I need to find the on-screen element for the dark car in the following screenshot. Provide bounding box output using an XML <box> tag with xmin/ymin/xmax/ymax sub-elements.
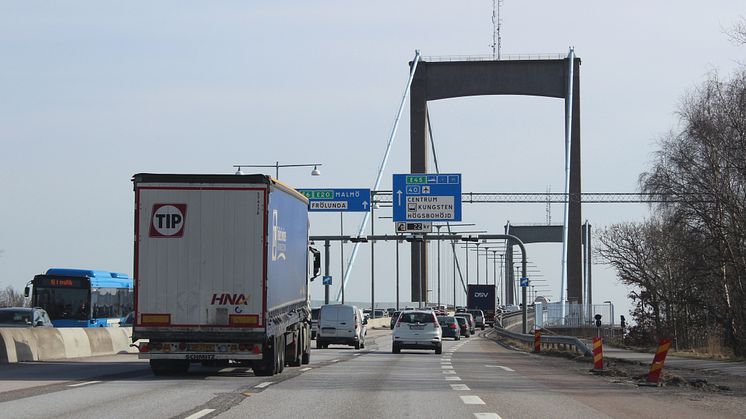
<box><xmin>455</xmin><ymin>312</ymin><xmax>476</xmax><ymax>334</ymax></box>
<box><xmin>390</xmin><ymin>311</ymin><xmax>401</xmax><ymax>329</ymax></box>
<box><xmin>454</xmin><ymin>316</ymin><xmax>470</xmax><ymax>338</ymax></box>
<box><xmin>0</xmin><ymin>307</ymin><xmax>53</xmax><ymax>328</ymax></box>
<box><xmin>467</xmin><ymin>309</ymin><xmax>486</xmax><ymax>330</ymax></box>
<box><xmin>437</xmin><ymin>316</ymin><xmax>461</xmax><ymax>340</ymax></box>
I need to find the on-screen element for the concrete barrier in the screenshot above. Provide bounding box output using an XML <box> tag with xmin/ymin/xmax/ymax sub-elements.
<box><xmin>0</xmin><ymin>327</ymin><xmax>134</xmax><ymax>364</ymax></box>
<box><xmin>366</xmin><ymin>317</ymin><xmax>390</xmax><ymax>329</ymax></box>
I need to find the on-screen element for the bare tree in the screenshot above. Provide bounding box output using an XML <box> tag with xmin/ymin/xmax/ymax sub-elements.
<box><xmin>727</xmin><ymin>17</ymin><xmax>746</xmax><ymax>45</ymax></box>
<box><xmin>638</xmin><ymin>69</ymin><xmax>746</xmax><ymax>355</ymax></box>
<box><xmin>0</xmin><ymin>286</ymin><xmax>27</xmax><ymax>308</ymax></box>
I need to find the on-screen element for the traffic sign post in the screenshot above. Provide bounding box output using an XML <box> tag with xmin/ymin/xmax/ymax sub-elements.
<box><xmin>298</xmin><ymin>188</ymin><xmax>371</xmax><ymax>212</ymax></box>
<box><xmin>392</xmin><ymin>174</ymin><xmax>462</xmax><ymax>222</ymax></box>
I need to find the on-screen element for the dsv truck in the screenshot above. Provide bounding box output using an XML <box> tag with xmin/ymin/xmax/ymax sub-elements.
<box><xmin>467</xmin><ymin>284</ymin><xmax>497</xmax><ymax>327</ymax></box>
<box><xmin>132</xmin><ymin>174</ymin><xmax>320</xmax><ymax>376</ymax></box>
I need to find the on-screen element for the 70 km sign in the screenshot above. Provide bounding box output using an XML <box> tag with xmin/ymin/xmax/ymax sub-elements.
<box><xmin>393</xmin><ymin>174</ymin><xmax>462</xmax><ymax>222</ymax></box>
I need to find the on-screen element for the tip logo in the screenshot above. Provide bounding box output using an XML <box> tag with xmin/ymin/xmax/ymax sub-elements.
<box><xmin>150</xmin><ymin>204</ymin><xmax>187</xmax><ymax>237</ymax></box>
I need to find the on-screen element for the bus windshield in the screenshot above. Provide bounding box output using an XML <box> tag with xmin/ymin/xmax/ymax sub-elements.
<box><xmin>33</xmin><ymin>287</ymin><xmax>90</xmax><ymax>320</ymax></box>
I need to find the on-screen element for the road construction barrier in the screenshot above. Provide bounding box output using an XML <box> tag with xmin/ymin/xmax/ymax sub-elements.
<box><xmin>0</xmin><ymin>327</ymin><xmax>136</xmax><ymax>364</ymax></box>
<box><xmin>646</xmin><ymin>338</ymin><xmax>672</xmax><ymax>384</ymax></box>
<box><xmin>533</xmin><ymin>328</ymin><xmax>541</xmax><ymax>353</ymax></box>
<box><xmin>592</xmin><ymin>337</ymin><xmax>604</xmax><ymax>370</ymax></box>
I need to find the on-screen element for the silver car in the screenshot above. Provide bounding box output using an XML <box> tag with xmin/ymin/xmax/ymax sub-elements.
<box><xmin>0</xmin><ymin>307</ymin><xmax>53</xmax><ymax>328</ymax></box>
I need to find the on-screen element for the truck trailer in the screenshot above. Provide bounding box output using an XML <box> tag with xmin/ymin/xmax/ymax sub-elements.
<box><xmin>466</xmin><ymin>284</ymin><xmax>497</xmax><ymax>327</ymax></box>
<box><xmin>132</xmin><ymin>173</ymin><xmax>319</xmax><ymax>376</ymax></box>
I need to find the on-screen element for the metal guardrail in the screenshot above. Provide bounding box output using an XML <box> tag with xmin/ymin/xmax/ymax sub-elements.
<box><xmin>421</xmin><ymin>53</ymin><xmax>567</xmax><ymax>62</ymax></box>
<box><xmin>489</xmin><ymin>327</ymin><xmax>592</xmax><ymax>357</ymax></box>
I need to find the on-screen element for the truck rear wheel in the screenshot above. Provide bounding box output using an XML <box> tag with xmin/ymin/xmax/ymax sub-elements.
<box><xmin>288</xmin><ymin>330</ymin><xmax>302</xmax><ymax>367</ymax></box>
<box><xmin>253</xmin><ymin>337</ymin><xmax>276</xmax><ymax>377</ymax></box>
<box><xmin>276</xmin><ymin>335</ymin><xmax>285</xmax><ymax>373</ymax></box>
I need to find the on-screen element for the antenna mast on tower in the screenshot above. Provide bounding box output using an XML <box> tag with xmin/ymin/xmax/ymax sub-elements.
<box><xmin>491</xmin><ymin>0</ymin><xmax>503</xmax><ymax>60</ymax></box>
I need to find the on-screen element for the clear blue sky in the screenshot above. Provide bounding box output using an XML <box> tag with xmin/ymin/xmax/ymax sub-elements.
<box><xmin>1</xmin><ymin>2</ymin><xmax>743</xmax><ymax>317</ymax></box>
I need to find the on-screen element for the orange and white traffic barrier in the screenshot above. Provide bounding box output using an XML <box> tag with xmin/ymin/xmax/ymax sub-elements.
<box><xmin>592</xmin><ymin>337</ymin><xmax>604</xmax><ymax>370</ymax></box>
<box><xmin>533</xmin><ymin>328</ymin><xmax>541</xmax><ymax>353</ymax></box>
<box><xmin>646</xmin><ymin>338</ymin><xmax>672</xmax><ymax>384</ymax></box>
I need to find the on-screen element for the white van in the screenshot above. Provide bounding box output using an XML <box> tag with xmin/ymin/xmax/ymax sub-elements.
<box><xmin>316</xmin><ymin>304</ymin><xmax>366</xmax><ymax>350</ymax></box>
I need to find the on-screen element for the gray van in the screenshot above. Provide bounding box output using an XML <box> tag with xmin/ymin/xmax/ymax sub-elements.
<box><xmin>316</xmin><ymin>304</ymin><xmax>366</xmax><ymax>350</ymax></box>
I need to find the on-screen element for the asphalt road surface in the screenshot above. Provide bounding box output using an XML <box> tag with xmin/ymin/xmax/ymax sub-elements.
<box><xmin>1</xmin><ymin>329</ymin><xmax>744</xmax><ymax>418</ymax></box>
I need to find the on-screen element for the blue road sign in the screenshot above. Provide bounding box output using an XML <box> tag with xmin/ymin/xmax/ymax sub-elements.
<box><xmin>392</xmin><ymin>174</ymin><xmax>461</xmax><ymax>222</ymax></box>
<box><xmin>520</xmin><ymin>277</ymin><xmax>529</xmax><ymax>287</ymax></box>
<box><xmin>322</xmin><ymin>275</ymin><xmax>333</xmax><ymax>285</ymax></box>
<box><xmin>298</xmin><ymin>188</ymin><xmax>371</xmax><ymax>212</ymax></box>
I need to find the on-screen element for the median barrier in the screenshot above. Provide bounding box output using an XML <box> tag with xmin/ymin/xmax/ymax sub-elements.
<box><xmin>366</xmin><ymin>317</ymin><xmax>390</xmax><ymax>329</ymax></box>
<box><xmin>0</xmin><ymin>327</ymin><xmax>135</xmax><ymax>364</ymax></box>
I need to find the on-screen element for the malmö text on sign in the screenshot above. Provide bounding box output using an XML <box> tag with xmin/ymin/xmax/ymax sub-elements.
<box><xmin>298</xmin><ymin>188</ymin><xmax>371</xmax><ymax>212</ymax></box>
<box><xmin>392</xmin><ymin>174</ymin><xmax>462</xmax><ymax>222</ymax></box>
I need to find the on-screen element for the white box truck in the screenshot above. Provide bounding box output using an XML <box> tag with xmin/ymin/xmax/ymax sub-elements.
<box><xmin>132</xmin><ymin>173</ymin><xmax>320</xmax><ymax>376</ymax></box>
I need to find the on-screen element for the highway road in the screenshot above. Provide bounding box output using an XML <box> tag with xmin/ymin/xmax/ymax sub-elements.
<box><xmin>1</xmin><ymin>328</ymin><xmax>744</xmax><ymax>419</ymax></box>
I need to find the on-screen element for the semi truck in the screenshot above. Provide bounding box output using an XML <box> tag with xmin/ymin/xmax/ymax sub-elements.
<box><xmin>466</xmin><ymin>284</ymin><xmax>497</xmax><ymax>327</ymax></box>
<box><xmin>131</xmin><ymin>173</ymin><xmax>320</xmax><ymax>376</ymax></box>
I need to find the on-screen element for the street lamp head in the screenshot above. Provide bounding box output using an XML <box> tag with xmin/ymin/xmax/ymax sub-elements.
<box><xmin>311</xmin><ymin>165</ymin><xmax>321</xmax><ymax>176</ymax></box>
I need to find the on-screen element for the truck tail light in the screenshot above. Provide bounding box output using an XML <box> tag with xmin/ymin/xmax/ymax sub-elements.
<box><xmin>139</xmin><ymin>343</ymin><xmax>150</xmax><ymax>353</ymax></box>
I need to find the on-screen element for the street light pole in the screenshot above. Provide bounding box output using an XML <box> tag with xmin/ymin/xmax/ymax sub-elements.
<box><xmin>371</xmin><ymin>202</ymin><xmax>375</xmax><ymax>317</ymax></box>
<box><xmin>233</xmin><ymin>163</ymin><xmax>322</xmax><ymax>180</ymax></box>
<box><xmin>435</xmin><ymin>225</ymin><xmax>445</xmax><ymax>307</ymax></box>
<box><xmin>499</xmin><ymin>253</ymin><xmax>504</xmax><ymax>306</ymax></box>
<box><xmin>484</xmin><ymin>246</ymin><xmax>489</xmax><ymax>287</ymax></box>
<box><xmin>475</xmin><ymin>243</ymin><xmax>480</xmax><ymax>285</ymax></box>
<box><xmin>396</xmin><ymin>236</ymin><xmax>400</xmax><ymax>310</ymax></box>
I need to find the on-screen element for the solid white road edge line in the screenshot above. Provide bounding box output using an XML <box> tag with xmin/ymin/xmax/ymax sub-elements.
<box><xmin>67</xmin><ymin>381</ymin><xmax>102</xmax><ymax>387</ymax></box>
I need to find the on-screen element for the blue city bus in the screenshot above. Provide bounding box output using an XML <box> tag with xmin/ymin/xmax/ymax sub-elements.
<box><xmin>28</xmin><ymin>268</ymin><xmax>134</xmax><ymax>327</ymax></box>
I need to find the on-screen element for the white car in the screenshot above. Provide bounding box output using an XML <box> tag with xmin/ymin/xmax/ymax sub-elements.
<box><xmin>392</xmin><ymin>310</ymin><xmax>442</xmax><ymax>354</ymax></box>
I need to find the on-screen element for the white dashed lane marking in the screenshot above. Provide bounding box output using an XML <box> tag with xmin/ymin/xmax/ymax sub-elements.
<box><xmin>460</xmin><ymin>395</ymin><xmax>485</xmax><ymax>405</ymax></box>
<box><xmin>254</xmin><ymin>382</ymin><xmax>273</xmax><ymax>389</ymax></box>
<box><xmin>300</xmin><ymin>367</ymin><xmax>312</xmax><ymax>372</ymax></box>
<box><xmin>445</xmin><ymin>376</ymin><xmax>461</xmax><ymax>381</ymax></box>
<box><xmin>474</xmin><ymin>414</ymin><xmax>502</xmax><ymax>419</ymax></box>
<box><xmin>484</xmin><ymin>365</ymin><xmax>515</xmax><ymax>372</ymax></box>
<box><xmin>450</xmin><ymin>384</ymin><xmax>470</xmax><ymax>391</ymax></box>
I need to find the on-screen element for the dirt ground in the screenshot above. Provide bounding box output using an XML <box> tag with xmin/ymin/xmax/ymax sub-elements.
<box><xmin>495</xmin><ymin>335</ymin><xmax>746</xmax><ymax>397</ymax></box>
